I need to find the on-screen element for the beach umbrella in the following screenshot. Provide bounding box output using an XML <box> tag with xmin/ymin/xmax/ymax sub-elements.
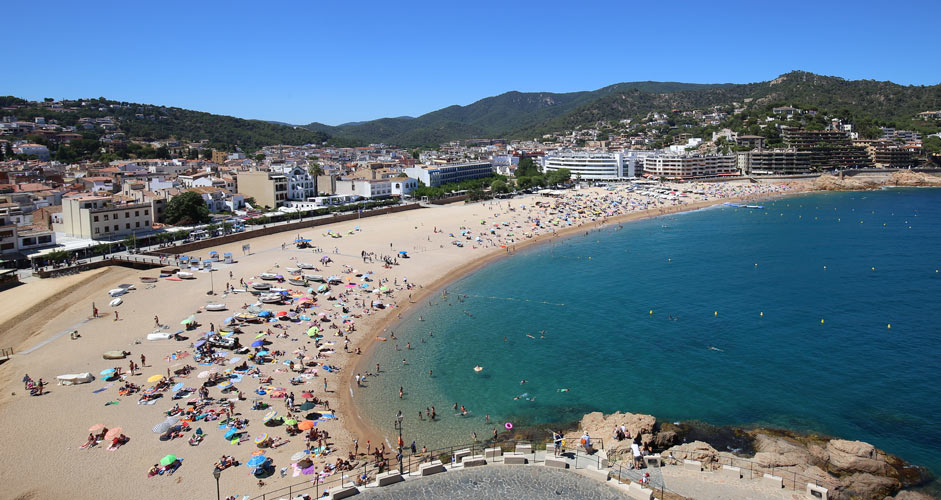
<box><xmin>276</xmin><ymin>311</ymin><xmax>288</xmax><ymax>317</ymax></box>
<box><xmin>89</xmin><ymin>424</ymin><xmax>106</xmax><ymax>432</ymax></box>
<box><xmin>379</xmin><ymin>286</ymin><xmax>389</xmax><ymax>292</ymax></box>
<box><xmin>228</xmin><ymin>357</ymin><xmax>242</xmax><ymax>365</ymax></box>
<box><xmin>197</xmin><ymin>370</ymin><xmax>212</xmax><ymax>379</ymax></box>
<box><xmin>218</xmin><ymin>380</ymin><xmax>231</xmax><ymax>388</ymax></box>
<box><xmin>152</xmin><ymin>422</ymin><xmax>171</xmax><ymax>434</ymax></box>
<box><xmin>251</xmin><ymin>340</ymin><xmax>265</xmax><ymax>348</ymax></box>
<box><xmin>194</xmin><ymin>340</ymin><xmax>206</xmax><ymax>348</ymax></box>
<box><xmin>284</xmin><ymin>418</ymin><xmax>298</xmax><ymax>426</ymax></box>
<box><xmin>254</xmin><ymin>333</ymin><xmax>266</xmax><ymax>339</ymax></box>
<box><xmin>147</xmin><ymin>374</ymin><xmax>164</xmax><ymax>383</ymax></box>
<box><xmin>254</xmin><ymin>433</ymin><xmax>268</xmax><ymax>444</ymax></box>
<box><xmin>171</xmin><ymin>382</ymin><xmax>184</xmax><ymax>392</ymax></box>
<box><xmin>104</xmin><ymin>427</ymin><xmax>122</xmax><ymax>440</ymax></box>
<box><xmin>223</xmin><ymin>316</ymin><xmax>234</xmax><ymax>325</ymax></box>
<box><xmin>302</xmin><ymin>464</ymin><xmax>316</xmax><ymax>475</ymax></box>
<box><xmin>180</xmin><ymin>315</ymin><xmax>195</xmax><ymax>325</ymax></box>
<box><xmin>224</xmin><ymin>428</ymin><xmax>239</xmax><ymax>440</ymax></box>
<box><xmin>262</xmin><ymin>411</ymin><xmax>277</xmax><ymax>423</ymax></box>
<box><xmin>99</xmin><ymin>368</ymin><xmax>116</xmax><ymax>376</ymax></box>
<box><xmin>246</xmin><ymin>455</ymin><xmax>267</xmax><ymax>468</ymax></box>
<box><xmin>290</xmin><ymin>450</ymin><xmax>308</xmax><ymax>461</ymax></box>
<box><xmin>297</xmin><ymin>420</ymin><xmax>314</xmax><ymax>430</ymax></box>
<box><xmin>160</xmin><ymin>454</ymin><xmax>177</xmax><ymax>466</ymax></box>
<box><xmin>257</xmin><ymin>350</ymin><xmax>269</xmax><ymax>356</ymax></box>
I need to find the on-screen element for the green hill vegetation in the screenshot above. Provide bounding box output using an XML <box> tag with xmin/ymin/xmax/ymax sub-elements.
<box><xmin>2</xmin><ymin>97</ymin><xmax>330</xmax><ymax>154</ymax></box>
<box><xmin>308</xmin><ymin>72</ymin><xmax>940</xmax><ymax>147</ymax></box>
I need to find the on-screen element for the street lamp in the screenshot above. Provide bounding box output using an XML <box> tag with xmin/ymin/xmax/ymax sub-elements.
<box><xmin>212</xmin><ymin>467</ymin><xmax>221</xmax><ymax>500</ymax></box>
<box><xmin>207</xmin><ymin>263</ymin><xmax>214</xmax><ymax>295</ymax></box>
<box><xmin>393</xmin><ymin>413</ymin><xmax>404</xmax><ymax>473</ymax></box>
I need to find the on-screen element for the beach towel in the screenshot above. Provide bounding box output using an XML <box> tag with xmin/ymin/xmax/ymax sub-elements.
<box><xmin>93</xmin><ymin>385</ymin><xmax>112</xmax><ymax>394</ymax></box>
<box><xmin>105</xmin><ymin>400</ymin><xmax>119</xmax><ymax>406</ymax></box>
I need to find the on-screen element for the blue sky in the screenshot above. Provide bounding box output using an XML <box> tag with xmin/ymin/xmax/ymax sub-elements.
<box><xmin>6</xmin><ymin>0</ymin><xmax>940</xmax><ymax>125</ymax></box>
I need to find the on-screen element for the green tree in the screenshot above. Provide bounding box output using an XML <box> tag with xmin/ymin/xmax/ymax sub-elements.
<box><xmin>201</xmin><ymin>148</ymin><xmax>214</xmax><ymax>160</ymax></box>
<box><xmin>46</xmin><ymin>250</ymin><xmax>70</xmax><ymax>263</ymax></box>
<box><xmin>308</xmin><ymin>162</ymin><xmax>323</xmax><ymax>176</ymax></box>
<box><xmin>546</xmin><ymin>168</ymin><xmax>571</xmax><ymax>185</ymax></box>
<box><xmin>490</xmin><ymin>179</ymin><xmax>508</xmax><ymax>194</ymax></box>
<box><xmin>164</xmin><ymin>191</ymin><xmax>211</xmax><ymax>225</ymax></box>
<box><xmin>254</xmin><ymin>153</ymin><xmax>265</xmax><ymax>162</ymax></box>
<box><xmin>924</xmin><ymin>136</ymin><xmax>941</xmax><ymax>155</ymax></box>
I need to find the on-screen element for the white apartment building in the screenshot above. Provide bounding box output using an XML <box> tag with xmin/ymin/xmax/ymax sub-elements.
<box><xmin>55</xmin><ymin>196</ymin><xmax>154</xmax><ymax>240</ymax></box>
<box><xmin>543</xmin><ymin>152</ymin><xmax>625</xmax><ymax>180</ymax></box>
<box><xmin>643</xmin><ymin>155</ymin><xmax>739</xmax><ymax>180</ymax></box>
<box><xmin>334</xmin><ymin>177</ymin><xmax>417</xmax><ymax>199</ymax></box>
<box><xmin>403</xmin><ymin>161</ymin><xmax>493</xmax><ymax>187</ymax></box>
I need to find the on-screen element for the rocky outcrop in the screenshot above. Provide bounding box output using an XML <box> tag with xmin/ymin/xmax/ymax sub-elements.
<box><xmin>576</xmin><ymin>411</ymin><xmax>655</xmax><ymax>460</ymax></box>
<box><xmin>753</xmin><ymin>434</ymin><xmax>813</xmax><ymax>468</ymax></box>
<box><xmin>663</xmin><ymin>441</ymin><xmax>719</xmax><ymax>465</ymax></box>
<box><xmin>806</xmin><ymin>171</ymin><xmax>941</xmax><ymax>191</ymax></box>
<box><xmin>841</xmin><ymin>473</ymin><xmax>901</xmax><ymax>499</ymax></box>
<box><xmin>575</xmin><ymin>411</ymin><xmax>934</xmax><ymax>500</ymax></box>
<box><xmin>827</xmin><ymin>439</ymin><xmax>893</xmax><ymax>476</ymax></box>
<box><xmin>887</xmin><ymin>491</ymin><xmax>936</xmax><ymax>500</ymax></box>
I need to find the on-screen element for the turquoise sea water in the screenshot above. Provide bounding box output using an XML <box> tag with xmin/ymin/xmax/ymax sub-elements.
<box><xmin>358</xmin><ymin>188</ymin><xmax>941</xmax><ymax>477</ymax></box>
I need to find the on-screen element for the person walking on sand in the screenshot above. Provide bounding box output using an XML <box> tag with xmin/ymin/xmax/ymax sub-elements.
<box><xmin>399</xmin><ymin>386</ymin><xmax>403</xmax><ymax>399</ymax></box>
<box><xmin>154</xmin><ymin>315</ymin><xmax>160</xmax><ymax>327</ymax></box>
<box><xmin>114</xmin><ymin>311</ymin><xmax>119</xmax><ymax>321</ymax></box>
<box><xmin>140</xmin><ymin>354</ymin><xmax>146</xmax><ymax>367</ymax></box>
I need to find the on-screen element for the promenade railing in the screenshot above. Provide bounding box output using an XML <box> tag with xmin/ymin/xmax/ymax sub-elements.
<box><xmin>247</xmin><ymin>437</ymin><xmax>610</xmax><ymax>500</ymax></box>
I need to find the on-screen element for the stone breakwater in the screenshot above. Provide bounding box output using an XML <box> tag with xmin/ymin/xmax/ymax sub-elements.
<box><xmin>576</xmin><ymin>411</ymin><xmax>935</xmax><ymax>500</ymax></box>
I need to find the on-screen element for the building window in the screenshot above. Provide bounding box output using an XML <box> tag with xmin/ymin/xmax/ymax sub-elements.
<box><xmin>135</xmin><ymin>221</ymin><xmax>140</xmax><ymax>228</ymax></box>
<box><xmin>144</xmin><ymin>209</ymin><xmax>149</xmax><ymax>215</ymax></box>
<box><xmin>135</xmin><ymin>210</ymin><xmax>139</xmax><ymax>216</ymax></box>
<box><xmin>95</xmin><ymin>228</ymin><xmax>100</xmax><ymax>234</ymax></box>
<box><xmin>126</xmin><ymin>223</ymin><xmax>130</xmax><ymax>229</ymax></box>
<box><xmin>104</xmin><ymin>214</ymin><xmax>109</xmax><ymax>221</ymax></box>
<box><xmin>114</xmin><ymin>225</ymin><xmax>119</xmax><ymax>231</ymax></box>
<box><xmin>93</xmin><ymin>216</ymin><xmax>99</xmax><ymax>222</ymax></box>
<box><xmin>125</xmin><ymin>212</ymin><xmax>130</xmax><ymax>218</ymax></box>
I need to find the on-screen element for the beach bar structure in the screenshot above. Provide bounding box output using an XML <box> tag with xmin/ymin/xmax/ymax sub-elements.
<box><xmin>223</xmin><ymin>252</ymin><xmax>233</xmax><ymax>264</ymax></box>
<box><xmin>208</xmin><ymin>250</ymin><xmax>219</xmax><ymax>262</ymax></box>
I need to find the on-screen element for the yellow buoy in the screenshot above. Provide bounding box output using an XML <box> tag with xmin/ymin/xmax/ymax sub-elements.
<box><xmin>872</xmin><ymin>267</ymin><xmax>876</xmax><ymax>271</ymax></box>
<box><xmin>649</xmin><ymin>310</ymin><xmax>653</xmax><ymax>316</ymax></box>
<box><xmin>887</xmin><ymin>324</ymin><xmax>891</xmax><ymax>329</ymax></box>
<box><xmin>760</xmin><ymin>312</ymin><xmax>764</xmax><ymax>317</ymax></box>
<box><xmin>714</xmin><ymin>311</ymin><xmax>718</xmax><ymax>317</ymax></box>
<box><xmin>821</xmin><ymin>319</ymin><xmax>825</xmax><ymax>325</ymax></box>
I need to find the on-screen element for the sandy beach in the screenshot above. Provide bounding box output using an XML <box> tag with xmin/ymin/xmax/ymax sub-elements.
<box><xmin>0</xmin><ymin>181</ymin><xmax>800</xmax><ymax>500</ymax></box>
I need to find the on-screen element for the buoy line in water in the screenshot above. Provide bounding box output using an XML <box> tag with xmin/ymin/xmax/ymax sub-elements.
<box><xmin>461</xmin><ymin>293</ymin><xmax>566</xmax><ymax>307</ymax></box>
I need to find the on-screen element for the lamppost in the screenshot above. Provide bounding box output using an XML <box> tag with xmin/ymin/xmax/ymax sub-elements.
<box><xmin>393</xmin><ymin>413</ymin><xmax>404</xmax><ymax>473</ymax></box>
<box><xmin>207</xmin><ymin>263</ymin><xmax>214</xmax><ymax>295</ymax></box>
<box><xmin>212</xmin><ymin>467</ymin><xmax>221</xmax><ymax>500</ymax></box>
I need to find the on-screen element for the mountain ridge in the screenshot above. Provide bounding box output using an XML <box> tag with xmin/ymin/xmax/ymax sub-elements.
<box><xmin>303</xmin><ymin>71</ymin><xmax>940</xmax><ymax>147</ymax></box>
